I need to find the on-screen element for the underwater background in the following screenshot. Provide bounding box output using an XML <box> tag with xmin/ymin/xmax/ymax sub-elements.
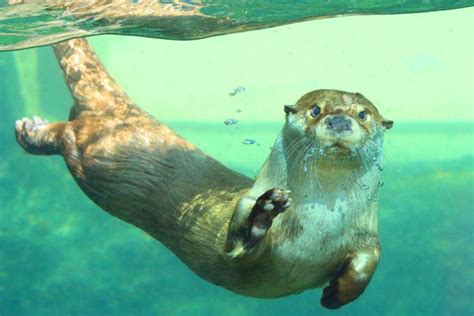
<box><xmin>0</xmin><ymin>6</ymin><xmax>473</xmax><ymax>316</ymax></box>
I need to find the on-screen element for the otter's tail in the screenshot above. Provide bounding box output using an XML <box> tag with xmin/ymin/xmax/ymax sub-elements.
<box><xmin>53</xmin><ymin>38</ymin><xmax>132</xmax><ymax>119</ymax></box>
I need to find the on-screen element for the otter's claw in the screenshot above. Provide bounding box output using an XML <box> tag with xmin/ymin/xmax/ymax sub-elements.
<box><xmin>16</xmin><ymin>116</ymin><xmax>49</xmax><ymax>138</ymax></box>
<box><xmin>264</xmin><ymin>189</ymin><xmax>292</xmax><ymax>213</ymax></box>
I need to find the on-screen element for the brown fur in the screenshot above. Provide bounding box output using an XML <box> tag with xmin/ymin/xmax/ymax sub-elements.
<box><xmin>15</xmin><ymin>38</ymin><xmax>391</xmax><ymax>308</ymax></box>
<box><xmin>289</xmin><ymin>89</ymin><xmax>393</xmax><ymax>130</ymax></box>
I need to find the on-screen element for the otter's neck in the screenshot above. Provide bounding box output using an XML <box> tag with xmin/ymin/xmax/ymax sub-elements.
<box><xmin>253</xmin><ymin>133</ymin><xmax>383</xmax><ymax>210</ymax></box>
<box><xmin>291</xmin><ymin>157</ymin><xmax>381</xmax><ymax>207</ymax></box>
<box><xmin>250</xmin><ymin>131</ymin><xmax>384</xmax><ymax>213</ymax></box>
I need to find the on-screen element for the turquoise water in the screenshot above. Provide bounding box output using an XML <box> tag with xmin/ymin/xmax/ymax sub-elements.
<box><xmin>1</xmin><ymin>5</ymin><xmax>474</xmax><ymax>316</ymax></box>
<box><xmin>0</xmin><ymin>0</ymin><xmax>473</xmax><ymax>50</ymax></box>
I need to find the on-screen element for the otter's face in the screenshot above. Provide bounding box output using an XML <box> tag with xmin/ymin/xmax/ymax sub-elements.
<box><xmin>283</xmin><ymin>90</ymin><xmax>393</xmax><ymax>157</ymax></box>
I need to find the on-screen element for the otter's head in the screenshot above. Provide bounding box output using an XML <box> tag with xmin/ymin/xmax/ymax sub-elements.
<box><xmin>283</xmin><ymin>89</ymin><xmax>392</xmax><ymax>164</ymax></box>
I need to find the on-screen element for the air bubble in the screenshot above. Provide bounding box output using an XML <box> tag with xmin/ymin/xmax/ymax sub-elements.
<box><xmin>375</xmin><ymin>162</ymin><xmax>383</xmax><ymax>171</ymax></box>
<box><xmin>229</xmin><ymin>86</ymin><xmax>246</xmax><ymax>96</ymax></box>
<box><xmin>242</xmin><ymin>139</ymin><xmax>257</xmax><ymax>145</ymax></box>
<box><xmin>224</xmin><ymin>118</ymin><xmax>238</xmax><ymax>126</ymax></box>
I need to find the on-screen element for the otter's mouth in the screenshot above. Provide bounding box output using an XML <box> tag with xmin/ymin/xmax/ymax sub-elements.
<box><xmin>324</xmin><ymin>141</ymin><xmax>352</xmax><ymax>155</ymax></box>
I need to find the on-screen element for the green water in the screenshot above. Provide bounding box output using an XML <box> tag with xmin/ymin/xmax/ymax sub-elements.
<box><xmin>1</xmin><ymin>5</ymin><xmax>474</xmax><ymax>316</ymax></box>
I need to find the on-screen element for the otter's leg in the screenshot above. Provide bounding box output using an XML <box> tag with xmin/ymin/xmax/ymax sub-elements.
<box><xmin>15</xmin><ymin>116</ymin><xmax>65</xmax><ymax>155</ymax></box>
<box><xmin>321</xmin><ymin>243</ymin><xmax>380</xmax><ymax>309</ymax></box>
<box><xmin>225</xmin><ymin>189</ymin><xmax>291</xmax><ymax>262</ymax></box>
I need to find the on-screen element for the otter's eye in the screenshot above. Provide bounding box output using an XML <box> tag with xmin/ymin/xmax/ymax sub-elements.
<box><xmin>310</xmin><ymin>105</ymin><xmax>321</xmax><ymax>118</ymax></box>
<box><xmin>358</xmin><ymin>111</ymin><xmax>368</xmax><ymax>120</ymax></box>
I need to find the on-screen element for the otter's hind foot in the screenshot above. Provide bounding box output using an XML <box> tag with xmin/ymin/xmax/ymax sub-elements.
<box><xmin>15</xmin><ymin>116</ymin><xmax>64</xmax><ymax>155</ymax></box>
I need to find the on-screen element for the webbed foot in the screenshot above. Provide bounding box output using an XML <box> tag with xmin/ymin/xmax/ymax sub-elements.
<box><xmin>15</xmin><ymin>116</ymin><xmax>63</xmax><ymax>155</ymax></box>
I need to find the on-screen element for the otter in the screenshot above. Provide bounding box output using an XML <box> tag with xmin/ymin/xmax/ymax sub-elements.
<box><xmin>14</xmin><ymin>38</ymin><xmax>393</xmax><ymax>309</ymax></box>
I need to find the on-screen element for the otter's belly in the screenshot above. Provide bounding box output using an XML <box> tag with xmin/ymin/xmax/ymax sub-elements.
<box><xmin>270</xmin><ymin>202</ymin><xmax>362</xmax><ymax>290</ymax></box>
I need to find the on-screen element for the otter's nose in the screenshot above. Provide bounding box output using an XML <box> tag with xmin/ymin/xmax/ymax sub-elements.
<box><xmin>325</xmin><ymin>115</ymin><xmax>352</xmax><ymax>132</ymax></box>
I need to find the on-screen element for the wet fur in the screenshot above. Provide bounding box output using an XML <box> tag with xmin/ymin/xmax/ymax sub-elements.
<box><xmin>233</xmin><ymin>92</ymin><xmax>388</xmax><ymax>296</ymax></box>
<box><xmin>15</xmin><ymin>39</ymin><xmax>392</xmax><ymax>307</ymax></box>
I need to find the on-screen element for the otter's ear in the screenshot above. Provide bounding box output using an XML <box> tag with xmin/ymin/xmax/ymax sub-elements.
<box><xmin>382</xmin><ymin>119</ymin><xmax>394</xmax><ymax>129</ymax></box>
<box><xmin>284</xmin><ymin>105</ymin><xmax>297</xmax><ymax>116</ymax></box>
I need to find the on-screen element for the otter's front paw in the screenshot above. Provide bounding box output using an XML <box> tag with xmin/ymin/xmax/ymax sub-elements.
<box><xmin>321</xmin><ymin>271</ymin><xmax>365</xmax><ymax>309</ymax></box>
<box><xmin>321</xmin><ymin>279</ymin><xmax>344</xmax><ymax>309</ymax></box>
<box><xmin>247</xmin><ymin>189</ymin><xmax>291</xmax><ymax>240</ymax></box>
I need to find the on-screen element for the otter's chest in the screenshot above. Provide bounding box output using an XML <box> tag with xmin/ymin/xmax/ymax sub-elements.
<box><xmin>270</xmin><ymin>199</ymin><xmax>373</xmax><ymax>285</ymax></box>
<box><xmin>274</xmin><ymin>201</ymin><xmax>356</xmax><ymax>255</ymax></box>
